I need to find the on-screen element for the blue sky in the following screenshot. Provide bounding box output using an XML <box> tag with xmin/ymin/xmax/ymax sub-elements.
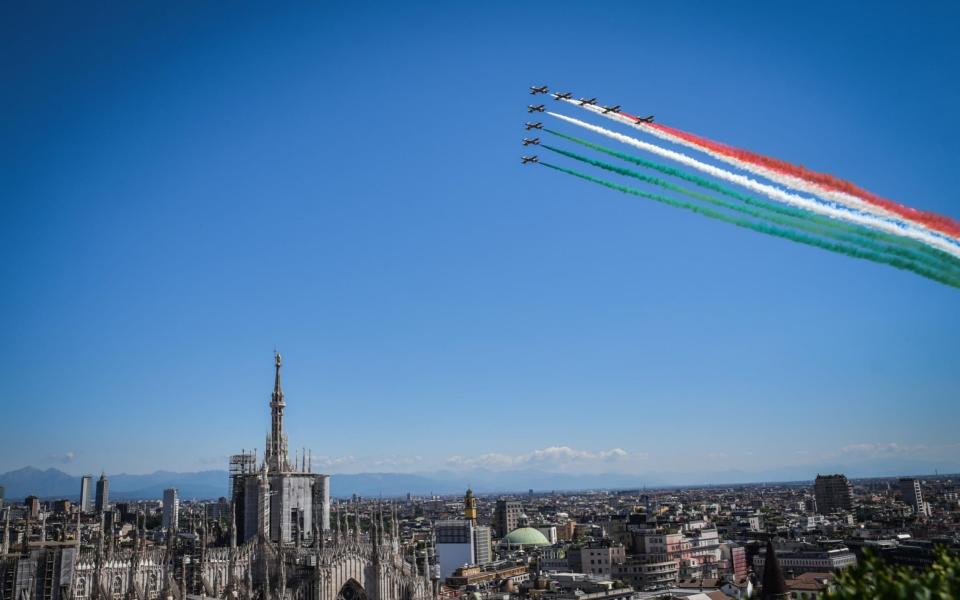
<box><xmin>2</xmin><ymin>1</ymin><xmax>959</xmax><ymax>480</ymax></box>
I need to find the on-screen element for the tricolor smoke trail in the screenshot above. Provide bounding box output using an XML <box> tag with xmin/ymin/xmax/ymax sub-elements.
<box><xmin>541</xmin><ymin>144</ymin><xmax>960</xmax><ymax>276</ymax></box>
<box><xmin>546</xmin><ymin>111</ymin><xmax>960</xmax><ymax>261</ymax></box>
<box><xmin>538</xmin><ymin>160</ymin><xmax>960</xmax><ymax>289</ymax></box>
<box><xmin>559</xmin><ymin>97</ymin><xmax>960</xmax><ymax>242</ymax></box>
<box><xmin>542</xmin><ymin>128</ymin><xmax>960</xmax><ymax>272</ymax></box>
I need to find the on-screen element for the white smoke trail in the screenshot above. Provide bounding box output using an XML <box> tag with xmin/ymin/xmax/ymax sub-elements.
<box><xmin>559</xmin><ymin>98</ymin><xmax>960</xmax><ymax>247</ymax></box>
<box><xmin>547</xmin><ymin>111</ymin><xmax>960</xmax><ymax>260</ymax></box>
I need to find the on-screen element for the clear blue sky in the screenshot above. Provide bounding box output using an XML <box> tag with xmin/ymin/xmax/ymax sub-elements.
<box><xmin>2</xmin><ymin>1</ymin><xmax>958</xmax><ymax>480</ymax></box>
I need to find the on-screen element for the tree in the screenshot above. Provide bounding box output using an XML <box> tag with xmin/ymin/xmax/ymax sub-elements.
<box><xmin>824</xmin><ymin>547</ymin><xmax>960</xmax><ymax>599</ymax></box>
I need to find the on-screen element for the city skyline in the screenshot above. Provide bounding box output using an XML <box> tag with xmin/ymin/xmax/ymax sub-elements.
<box><xmin>3</xmin><ymin>2</ymin><xmax>959</xmax><ymax>480</ymax></box>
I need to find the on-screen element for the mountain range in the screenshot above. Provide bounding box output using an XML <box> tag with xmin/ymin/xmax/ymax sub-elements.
<box><xmin>2</xmin><ymin>457</ymin><xmax>958</xmax><ymax>501</ymax></box>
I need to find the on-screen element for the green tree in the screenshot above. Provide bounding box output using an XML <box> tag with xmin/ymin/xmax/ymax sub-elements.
<box><xmin>825</xmin><ymin>548</ymin><xmax>960</xmax><ymax>599</ymax></box>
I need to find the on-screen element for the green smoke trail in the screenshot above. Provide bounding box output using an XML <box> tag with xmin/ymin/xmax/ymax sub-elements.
<box><xmin>539</xmin><ymin>161</ymin><xmax>960</xmax><ymax>289</ymax></box>
<box><xmin>544</xmin><ymin>128</ymin><xmax>960</xmax><ymax>272</ymax></box>
<box><xmin>542</xmin><ymin>144</ymin><xmax>960</xmax><ymax>276</ymax></box>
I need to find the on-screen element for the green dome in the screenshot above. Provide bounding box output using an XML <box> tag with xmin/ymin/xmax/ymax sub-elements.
<box><xmin>501</xmin><ymin>527</ymin><xmax>550</xmax><ymax>547</ymax></box>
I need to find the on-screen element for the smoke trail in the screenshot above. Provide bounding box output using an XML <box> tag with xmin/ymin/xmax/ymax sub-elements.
<box><xmin>646</xmin><ymin>120</ymin><xmax>960</xmax><ymax>239</ymax></box>
<box><xmin>558</xmin><ymin>97</ymin><xmax>960</xmax><ymax>241</ymax></box>
<box><xmin>541</xmin><ymin>144</ymin><xmax>960</xmax><ymax>275</ymax></box>
<box><xmin>538</xmin><ymin>161</ymin><xmax>960</xmax><ymax>289</ymax></box>
<box><xmin>542</xmin><ymin>129</ymin><xmax>960</xmax><ymax>272</ymax></box>
<box><xmin>546</xmin><ymin>111</ymin><xmax>960</xmax><ymax>260</ymax></box>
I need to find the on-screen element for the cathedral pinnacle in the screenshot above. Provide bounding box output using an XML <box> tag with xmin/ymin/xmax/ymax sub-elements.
<box><xmin>266</xmin><ymin>351</ymin><xmax>289</xmax><ymax>471</ymax></box>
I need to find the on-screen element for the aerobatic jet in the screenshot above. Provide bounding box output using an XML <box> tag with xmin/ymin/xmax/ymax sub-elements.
<box><xmin>529</xmin><ymin>85</ymin><xmax>549</xmax><ymax>95</ymax></box>
<box><xmin>601</xmin><ymin>105</ymin><xmax>621</xmax><ymax>114</ymax></box>
<box><xmin>522</xmin><ymin>137</ymin><xmax>540</xmax><ymax>146</ymax></box>
<box><xmin>552</xmin><ymin>91</ymin><xmax>572</xmax><ymax>100</ymax></box>
<box><xmin>632</xmin><ymin>115</ymin><xmax>655</xmax><ymax>123</ymax></box>
<box><xmin>527</xmin><ymin>104</ymin><xmax>545</xmax><ymax>113</ymax></box>
<box><xmin>525</xmin><ymin>122</ymin><xmax>543</xmax><ymax>130</ymax></box>
<box><xmin>521</xmin><ymin>155</ymin><xmax>539</xmax><ymax>164</ymax></box>
<box><xmin>578</xmin><ymin>97</ymin><xmax>598</xmax><ymax>106</ymax></box>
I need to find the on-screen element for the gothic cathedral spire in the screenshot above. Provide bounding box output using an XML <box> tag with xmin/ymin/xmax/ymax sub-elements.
<box><xmin>266</xmin><ymin>351</ymin><xmax>289</xmax><ymax>472</ymax></box>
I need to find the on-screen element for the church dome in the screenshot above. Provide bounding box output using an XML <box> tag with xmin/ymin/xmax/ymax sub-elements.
<box><xmin>501</xmin><ymin>527</ymin><xmax>550</xmax><ymax>547</ymax></box>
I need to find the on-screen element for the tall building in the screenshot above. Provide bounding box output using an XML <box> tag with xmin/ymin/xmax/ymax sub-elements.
<box><xmin>494</xmin><ymin>499</ymin><xmax>522</xmax><ymax>538</ymax></box>
<box><xmin>899</xmin><ymin>478</ymin><xmax>930</xmax><ymax>517</ymax></box>
<box><xmin>434</xmin><ymin>519</ymin><xmax>492</xmax><ymax>579</ymax></box>
<box><xmin>162</xmin><ymin>488</ymin><xmax>179</xmax><ymax>532</ymax></box>
<box><xmin>814</xmin><ymin>474</ymin><xmax>854</xmax><ymax>514</ymax></box>
<box><xmin>232</xmin><ymin>352</ymin><xmax>330</xmax><ymax>545</ymax></box>
<box><xmin>95</xmin><ymin>472</ymin><xmax>109</xmax><ymax>512</ymax></box>
<box><xmin>474</xmin><ymin>525</ymin><xmax>492</xmax><ymax>566</ymax></box>
<box><xmin>25</xmin><ymin>495</ymin><xmax>40</xmax><ymax>519</ymax></box>
<box><xmin>0</xmin><ymin>484</ymin><xmax>5</xmax><ymax>508</ymax></box>
<box><xmin>79</xmin><ymin>475</ymin><xmax>93</xmax><ymax>513</ymax></box>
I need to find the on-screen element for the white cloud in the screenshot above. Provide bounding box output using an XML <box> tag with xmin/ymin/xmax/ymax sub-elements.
<box><xmin>839</xmin><ymin>442</ymin><xmax>960</xmax><ymax>458</ymax></box>
<box><xmin>446</xmin><ymin>445</ymin><xmax>636</xmax><ymax>472</ymax></box>
<box><xmin>371</xmin><ymin>456</ymin><xmax>424</xmax><ymax>468</ymax></box>
<box><xmin>48</xmin><ymin>451</ymin><xmax>76</xmax><ymax>464</ymax></box>
<box><xmin>313</xmin><ymin>455</ymin><xmax>358</xmax><ymax>468</ymax></box>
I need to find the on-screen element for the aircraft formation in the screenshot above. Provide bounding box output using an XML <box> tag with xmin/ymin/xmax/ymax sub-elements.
<box><xmin>522</xmin><ymin>85</ymin><xmax>654</xmax><ymax>164</ymax></box>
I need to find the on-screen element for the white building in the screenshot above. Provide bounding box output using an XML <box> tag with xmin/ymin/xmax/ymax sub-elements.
<box><xmin>435</xmin><ymin>519</ymin><xmax>493</xmax><ymax>579</ymax></box>
<box><xmin>79</xmin><ymin>475</ymin><xmax>93</xmax><ymax>513</ymax></box>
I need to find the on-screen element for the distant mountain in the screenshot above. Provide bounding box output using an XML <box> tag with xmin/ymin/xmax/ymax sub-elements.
<box><xmin>108</xmin><ymin>471</ymin><xmax>229</xmax><ymax>501</ymax></box>
<box><xmin>0</xmin><ymin>467</ymin><xmax>78</xmax><ymax>499</ymax></box>
<box><xmin>0</xmin><ymin>467</ymin><xmax>229</xmax><ymax>501</ymax></box>
<box><xmin>3</xmin><ymin>459</ymin><xmax>958</xmax><ymax>502</ymax></box>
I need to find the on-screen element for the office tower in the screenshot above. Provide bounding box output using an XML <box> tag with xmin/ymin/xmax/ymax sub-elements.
<box><xmin>25</xmin><ymin>495</ymin><xmax>40</xmax><ymax>519</ymax></box>
<box><xmin>95</xmin><ymin>472</ymin><xmax>109</xmax><ymax>512</ymax></box>
<box><xmin>899</xmin><ymin>478</ymin><xmax>930</xmax><ymax>517</ymax></box>
<box><xmin>494</xmin><ymin>499</ymin><xmax>522</xmax><ymax>538</ymax></box>
<box><xmin>163</xmin><ymin>488</ymin><xmax>179</xmax><ymax>532</ymax></box>
<box><xmin>80</xmin><ymin>475</ymin><xmax>93</xmax><ymax>513</ymax></box>
<box><xmin>0</xmin><ymin>484</ymin><xmax>4</xmax><ymax>508</ymax></box>
<box><xmin>814</xmin><ymin>474</ymin><xmax>854</xmax><ymax>514</ymax></box>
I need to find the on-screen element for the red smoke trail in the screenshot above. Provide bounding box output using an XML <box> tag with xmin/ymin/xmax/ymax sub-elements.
<box><xmin>616</xmin><ymin>110</ymin><xmax>960</xmax><ymax>239</ymax></box>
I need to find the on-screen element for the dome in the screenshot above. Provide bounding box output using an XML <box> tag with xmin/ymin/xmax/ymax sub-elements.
<box><xmin>501</xmin><ymin>527</ymin><xmax>550</xmax><ymax>547</ymax></box>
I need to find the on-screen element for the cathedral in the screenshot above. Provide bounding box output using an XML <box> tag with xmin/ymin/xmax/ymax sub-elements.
<box><xmin>0</xmin><ymin>354</ymin><xmax>436</xmax><ymax>600</ymax></box>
